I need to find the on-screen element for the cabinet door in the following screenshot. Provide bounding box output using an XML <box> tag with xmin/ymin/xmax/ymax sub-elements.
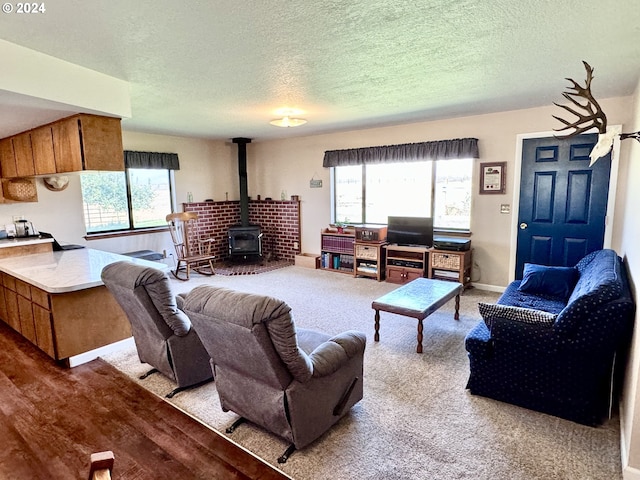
<box><xmin>13</xmin><ymin>133</ymin><xmax>36</xmax><ymax>177</ymax></box>
<box><xmin>386</xmin><ymin>267</ymin><xmax>405</xmax><ymax>284</ymax></box>
<box><xmin>79</xmin><ymin>115</ymin><xmax>124</xmax><ymax>171</ymax></box>
<box><xmin>0</xmin><ymin>137</ymin><xmax>17</xmax><ymax>178</ymax></box>
<box><xmin>405</xmin><ymin>270</ymin><xmax>423</xmax><ymax>282</ymax></box>
<box><xmin>33</xmin><ymin>303</ymin><xmax>55</xmax><ymax>358</ymax></box>
<box><xmin>18</xmin><ymin>294</ymin><xmax>36</xmax><ymax>344</ymax></box>
<box><xmin>31</xmin><ymin>126</ymin><xmax>57</xmax><ymax>175</ymax></box>
<box><xmin>52</xmin><ymin>116</ymin><xmax>83</xmax><ymax>172</ymax></box>
<box><xmin>0</xmin><ymin>284</ymin><xmax>6</xmax><ymax>323</ymax></box>
<box><xmin>4</xmin><ymin>288</ymin><xmax>20</xmax><ymax>332</ymax></box>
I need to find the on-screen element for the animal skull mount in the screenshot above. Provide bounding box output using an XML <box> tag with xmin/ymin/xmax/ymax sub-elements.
<box><xmin>553</xmin><ymin>61</ymin><xmax>640</xmax><ymax>166</ymax></box>
<box><xmin>43</xmin><ymin>175</ymin><xmax>70</xmax><ymax>192</ymax></box>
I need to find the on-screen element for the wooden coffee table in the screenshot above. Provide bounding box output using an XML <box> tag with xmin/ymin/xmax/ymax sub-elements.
<box><xmin>372</xmin><ymin>278</ymin><xmax>464</xmax><ymax>353</ymax></box>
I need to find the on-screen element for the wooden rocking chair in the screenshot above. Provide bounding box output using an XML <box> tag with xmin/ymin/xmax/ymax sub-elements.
<box><xmin>166</xmin><ymin>212</ymin><xmax>216</xmax><ymax>280</ymax></box>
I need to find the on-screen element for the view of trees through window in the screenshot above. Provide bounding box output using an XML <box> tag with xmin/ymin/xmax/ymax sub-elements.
<box><xmin>334</xmin><ymin>158</ymin><xmax>472</xmax><ymax>230</ymax></box>
<box><xmin>81</xmin><ymin>168</ymin><xmax>172</xmax><ymax>233</ymax></box>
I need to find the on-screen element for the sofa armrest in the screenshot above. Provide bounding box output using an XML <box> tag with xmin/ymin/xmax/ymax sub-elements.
<box><xmin>308</xmin><ymin>330</ymin><xmax>366</xmax><ymax>378</ymax></box>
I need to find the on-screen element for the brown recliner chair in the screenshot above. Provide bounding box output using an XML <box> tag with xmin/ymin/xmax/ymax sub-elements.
<box><xmin>101</xmin><ymin>261</ymin><xmax>213</xmax><ymax>398</ymax></box>
<box><xmin>178</xmin><ymin>285</ymin><xmax>366</xmax><ymax>463</ymax></box>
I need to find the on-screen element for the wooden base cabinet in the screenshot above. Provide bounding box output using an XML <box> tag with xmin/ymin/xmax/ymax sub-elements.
<box><xmin>320</xmin><ymin>230</ymin><xmax>355</xmax><ymax>274</ymax></box>
<box><xmin>385</xmin><ymin>245</ymin><xmax>429</xmax><ymax>285</ymax></box>
<box><xmin>428</xmin><ymin>249</ymin><xmax>472</xmax><ymax>288</ymax></box>
<box><xmin>0</xmin><ymin>271</ymin><xmax>131</xmax><ymax>362</ymax></box>
<box><xmin>354</xmin><ymin>241</ymin><xmax>386</xmax><ymax>281</ymax></box>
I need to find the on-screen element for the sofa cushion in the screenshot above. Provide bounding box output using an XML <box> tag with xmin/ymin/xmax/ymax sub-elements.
<box><xmin>518</xmin><ymin>263</ymin><xmax>578</xmax><ymax>299</ymax></box>
<box><xmin>498</xmin><ymin>281</ymin><xmax>566</xmax><ymax>314</ymax></box>
<box><xmin>479</xmin><ymin>302</ymin><xmax>557</xmax><ymax>329</ymax></box>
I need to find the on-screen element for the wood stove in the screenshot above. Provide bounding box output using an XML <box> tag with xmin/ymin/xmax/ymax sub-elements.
<box><xmin>228</xmin><ymin>225</ymin><xmax>263</xmax><ymax>257</ymax></box>
<box><xmin>229</xmin><ymin>137</ymin><xmax>263</xmax><ymax>259</ymax></box>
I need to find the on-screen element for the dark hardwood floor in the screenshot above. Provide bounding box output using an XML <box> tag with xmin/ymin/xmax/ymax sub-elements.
<box><xmin>0</xmin><ymin>322</ymin><xmax>290</xmax><ymax>480</ymax></box>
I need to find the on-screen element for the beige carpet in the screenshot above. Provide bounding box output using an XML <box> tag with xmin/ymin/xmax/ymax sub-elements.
<box><xmin>101</xmin><ymin>266</ymin><xmax>622</xmax><ymax>480</ymax></box>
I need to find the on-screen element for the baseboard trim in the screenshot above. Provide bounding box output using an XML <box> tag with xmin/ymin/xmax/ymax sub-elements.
<box><xmin>67</xmin><ymin>336</ymin><xmax>135</xmax><ymax>367</ymax></box>
<box><xmin>623</xmin><ymin>466</ymin><xmax>640</xmax><ymax>480</ymax></box>
<box><xmin>470</xmin><ymin>282</ymin><xmax>505</xmax><ymax>293</ymax></box>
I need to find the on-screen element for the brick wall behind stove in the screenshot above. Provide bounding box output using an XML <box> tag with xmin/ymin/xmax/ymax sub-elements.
<box><xmin>184</xmin><ymin>200</ymin><xmax>300</xmax><ymax>261</ymax></box>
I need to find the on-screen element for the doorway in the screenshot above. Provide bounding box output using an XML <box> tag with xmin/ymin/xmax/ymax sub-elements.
<box><xmin>510</xmin><ymin>130</ymin><xmax>620</xmax><ymax>281</ymax></box>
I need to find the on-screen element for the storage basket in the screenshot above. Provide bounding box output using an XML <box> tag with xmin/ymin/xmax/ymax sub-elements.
<box><xmin>355</xmin><ymin>244</ymin><xmax>377</xmax><ymax>260</ymax></box>
<box><xmin>431</xmin><ymin>252</ymin><xmax>460</xmax><ymax>270</ymax></box>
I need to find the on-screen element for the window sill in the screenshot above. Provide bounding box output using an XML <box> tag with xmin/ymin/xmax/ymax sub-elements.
<box><xmin>84</xmin><ymin>226</ymin><xmax>168</xmax><ymax>241</ymax></box>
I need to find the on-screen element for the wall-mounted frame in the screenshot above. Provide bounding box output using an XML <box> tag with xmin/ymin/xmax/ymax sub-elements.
<box><xmin>479</xmin><ymin>162</ymin><xmax>506</xmax><ymax>194</ymax></box>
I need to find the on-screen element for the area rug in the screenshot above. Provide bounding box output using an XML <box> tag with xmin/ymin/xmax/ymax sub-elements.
<box><xmin>213</xmin><ymin>259</ymin><xmax>293</xmax><ymax>276</ymax></box>
<box><xmin>101</xmin><ymin>266</ymin><xmax>622</xmax><ymax>480</ymax></box>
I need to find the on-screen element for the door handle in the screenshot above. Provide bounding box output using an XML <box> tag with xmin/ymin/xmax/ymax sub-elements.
<box><xmin>520</xmin><ymin>222</ymin><xmax>528</xmax><ymax>230</ymax></box>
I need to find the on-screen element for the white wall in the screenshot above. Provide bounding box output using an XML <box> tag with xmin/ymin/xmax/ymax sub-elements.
<box><xmin>0</xmin><ymin>97</ymin><xmax>630</xmax><ymax>286</ymax></box>
<box><xmin>250</xmin><ymin>97</ymin><xmax>630</xmax><ymax>288</ymax></box>
<box><xmin>618</xmin><ymin>76</ymin><xmax>640</xmax><ymax>479</ymax></box>
<box><xmin>0</xmin><ymin>130</ymin><xmax>236</xmax><ymax>257</ymax></box>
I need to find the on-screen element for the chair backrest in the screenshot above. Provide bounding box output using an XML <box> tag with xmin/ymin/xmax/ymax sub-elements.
<box><xmin>101</xmin><ymin>261</ymin><xmax>193</xmax><ymax>378</ymax></box>
<box><xmin>166</xmin><ymin>212</ymin><xmax>199</xmax><ymax>258</ymax></box>
<box><xmin>181</xmin><ymin>285</ymin><xmax>315</xmax><ymax>390</ymax></box>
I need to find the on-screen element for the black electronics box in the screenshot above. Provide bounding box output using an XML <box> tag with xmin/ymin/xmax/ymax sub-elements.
<box><xmin>388</xmin><ymin>258</ymin><xmax>423</xmax><ymax>269</ymax></box>
<box><xmin>433</xmin><ymin>236</ymin><xmax>471</xmax><ymax>251</ymax></box>
<box><xmin>355</xmin><ymin>225</ymin><xmax>387</xmax><ymax>243</ymax></box>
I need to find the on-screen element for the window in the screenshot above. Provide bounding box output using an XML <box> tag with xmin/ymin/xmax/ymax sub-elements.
<box><xmin>81</xmin><ymin>168</ymin><xmax>173</xmax><ymax>233</ymax></box>
<box><xmin>333</xmin><ymin>158</ymin><xmax>473</xmax><ymax>230</ymax></box>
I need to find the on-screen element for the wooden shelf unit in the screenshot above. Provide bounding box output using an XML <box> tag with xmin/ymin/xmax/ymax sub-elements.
<box><xmin>320</xmin><ymin>229</ymin><xmax>355</xmax><ymax>274</ymax></box>
<box><xmin>428</xmin><ymin>248</ymin><xmax>472</xmax><ymax>288</ymax></box>
<box><xmin>384</xmin><ymin>244</ymin><xmax>429</xmax><ymax>284</ymax></box>
<box><xmin>354</xmin><ymin>241</ymin><xmax>387</xmax><ymax>281</ymax></box>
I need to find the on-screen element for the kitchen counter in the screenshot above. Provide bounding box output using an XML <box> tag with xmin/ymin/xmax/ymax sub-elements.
<box><xmin>0</xmin><ymin>248</ymin><xmax>167</xmax><ymax>365</ymax></box>
<box><xmin>0</xmin><ymin>237</ymin><xmax>54</xmax><ymax>248</ymax></box>
<box><xmin>0</xmin><ymin>236</ymin><xmax>54</xmax><ymax>258</ymax></box>
<box><xmin>0</xmin><ymin>247</ymin><xmax>166</xmax><ymax>293</ymax></box>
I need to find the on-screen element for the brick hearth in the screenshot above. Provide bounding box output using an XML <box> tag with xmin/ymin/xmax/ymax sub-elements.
<box><xmin>183</xmin><ymin>199</ymin><xmax>301</xmax><ymax>262</ymax></box>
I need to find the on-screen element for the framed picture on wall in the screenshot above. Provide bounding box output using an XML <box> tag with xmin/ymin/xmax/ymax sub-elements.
<box><xmin>480</xmin><ymin>162</ymin><xmax>506</xmax><ymax>194</ymax></box>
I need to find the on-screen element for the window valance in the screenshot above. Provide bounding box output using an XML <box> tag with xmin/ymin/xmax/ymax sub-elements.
<box><xmin>124</xmin><ymin>150</ymin><xmax>180</xmax><ymax>170</ymax></box>
<box><xmin>322</xmin><ymin>138</ymin><xmax>479</xmax><ymax>167</ymax></box>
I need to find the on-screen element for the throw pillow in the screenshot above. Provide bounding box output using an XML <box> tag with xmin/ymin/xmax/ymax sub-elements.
<box><xmin>478</xmin><ymin>302</ymin><xmax>558</xmax><ymax>329</ymax></box>
<box><xmin>518</xmin><ymin>263</ymin><xmax>579</xmax><ymax>299</ymax></box>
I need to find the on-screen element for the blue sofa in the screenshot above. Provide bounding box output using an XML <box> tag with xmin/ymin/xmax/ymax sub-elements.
<box><xmin>465</xmin><ymin>249</ymin><xmax>635</xmax><ymax>425</ymax></box>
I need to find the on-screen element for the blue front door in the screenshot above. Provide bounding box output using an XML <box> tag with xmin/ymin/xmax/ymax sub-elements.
<box><xmin>515</xmin><ymin>134</ymin><xmax>612</xmax><ymax>279</ymax></box>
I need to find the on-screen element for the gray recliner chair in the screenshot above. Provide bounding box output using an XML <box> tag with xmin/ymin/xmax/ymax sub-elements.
<box><xmin>101</xmin><ymin>261</ymin><xmax>213</xmax><ymax>398</ymax></box>
<box><xmin>178</xmin><ymin>285</ymin><xmax>366</xmax><ymax>463</ymax></box>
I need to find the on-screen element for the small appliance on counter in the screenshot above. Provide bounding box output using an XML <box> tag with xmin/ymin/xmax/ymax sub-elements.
<box><xmin>12</xmin><ymin>218</ymin><xmax>39</xmax><ymax>238</ymax></box>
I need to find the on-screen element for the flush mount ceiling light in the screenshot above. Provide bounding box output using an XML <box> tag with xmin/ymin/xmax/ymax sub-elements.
<box><xmin>269</xmin><ymin>116</ymin><xmax>307</xmax><ymax>127</ymax></box>
<box><xmin>269</xmin><ymin>108</ymin><xmax>307</xmax><ymax>128</ymax></box>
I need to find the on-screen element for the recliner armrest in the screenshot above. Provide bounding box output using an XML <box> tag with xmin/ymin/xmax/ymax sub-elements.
<box><xmin>308</xmin><ymin>330</ymin><xmax>366</xmax><ymax>378</ymax></box>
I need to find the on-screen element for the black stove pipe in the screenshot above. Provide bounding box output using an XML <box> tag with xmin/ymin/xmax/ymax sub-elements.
<box><xmin>232</xmin><ymin>137</ymin><xmax>252</xmax><ymax>227</ymax></box>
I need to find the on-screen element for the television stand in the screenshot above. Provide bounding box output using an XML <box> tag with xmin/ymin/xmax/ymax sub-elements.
<box><xmin>384</xmin><ymin>244</ymin><xmax>429</xmax><ymax>285</ymax></box>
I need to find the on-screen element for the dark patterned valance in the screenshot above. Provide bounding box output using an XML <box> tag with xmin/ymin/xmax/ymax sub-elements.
<box><xmin>124</xmin><ymin>150</ymin><xmax>180</xmax><ymax>170</ymax></box>
<box><xmin>322</xmin><ymin>138</ymin><xmax>479</xmax><ymax>167</ymax></box>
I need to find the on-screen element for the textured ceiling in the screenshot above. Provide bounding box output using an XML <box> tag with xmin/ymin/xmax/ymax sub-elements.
<box><xmin>1</xmin><ymin>0</ymin><xmax>639</xmax><ymax>141</ymax></box>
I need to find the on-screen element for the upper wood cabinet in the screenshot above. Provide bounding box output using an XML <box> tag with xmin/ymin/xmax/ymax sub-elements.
<box><xmin>0</xmin><ymin>138</ymin><xmax>15</xmax><ymax>178</ymax></box>
<box><xmin>0</xmin><ymin>133</ymin><xmax>36</xmax><ymax>178</ymax></box>
<box><xmin>53</xmin><ymin>114</ymin><xmax>124</xmax><ymax>172</ymax></box>
<box><xmin>31</xmin><ymin>126</ymin><xmax>57</xmax><ymax>175</ymax></box>
<box><xmin>0</xmin><ymin>114</ymin><xmax>124</xmax><ymax>178</ymax></box>
<box><xmin>12</xmin><ymin>133</ymin><xmax>36</xmax><ymax>177</ymax></box>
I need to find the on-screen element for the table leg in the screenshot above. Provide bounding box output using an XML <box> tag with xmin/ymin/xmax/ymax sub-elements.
<box><xmin>374</xmin><ymin>309</ymin><xmax>380</xmax><ymax>342</ymax></box>
<box><xmin>454</xmin><ymin>294</ymin><xmax>460</xmax><ymax>320</ymax></box>
<box><xmin>416</xmin><ymin>319</ymin><xmax>423</xmax><ymax>353</ymax></box>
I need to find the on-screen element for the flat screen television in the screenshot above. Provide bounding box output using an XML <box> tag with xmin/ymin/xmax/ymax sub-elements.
<box><xmin>386</xmin><ymin>216</ymin><xmax>433</xmax><ymax>247</ymax></box>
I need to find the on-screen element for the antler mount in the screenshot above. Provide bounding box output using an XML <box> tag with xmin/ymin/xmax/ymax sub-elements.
<box><xmin>553</xmin><ymin>61</ymin><xmax>608</xmax><ymax>139</ymax></box>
